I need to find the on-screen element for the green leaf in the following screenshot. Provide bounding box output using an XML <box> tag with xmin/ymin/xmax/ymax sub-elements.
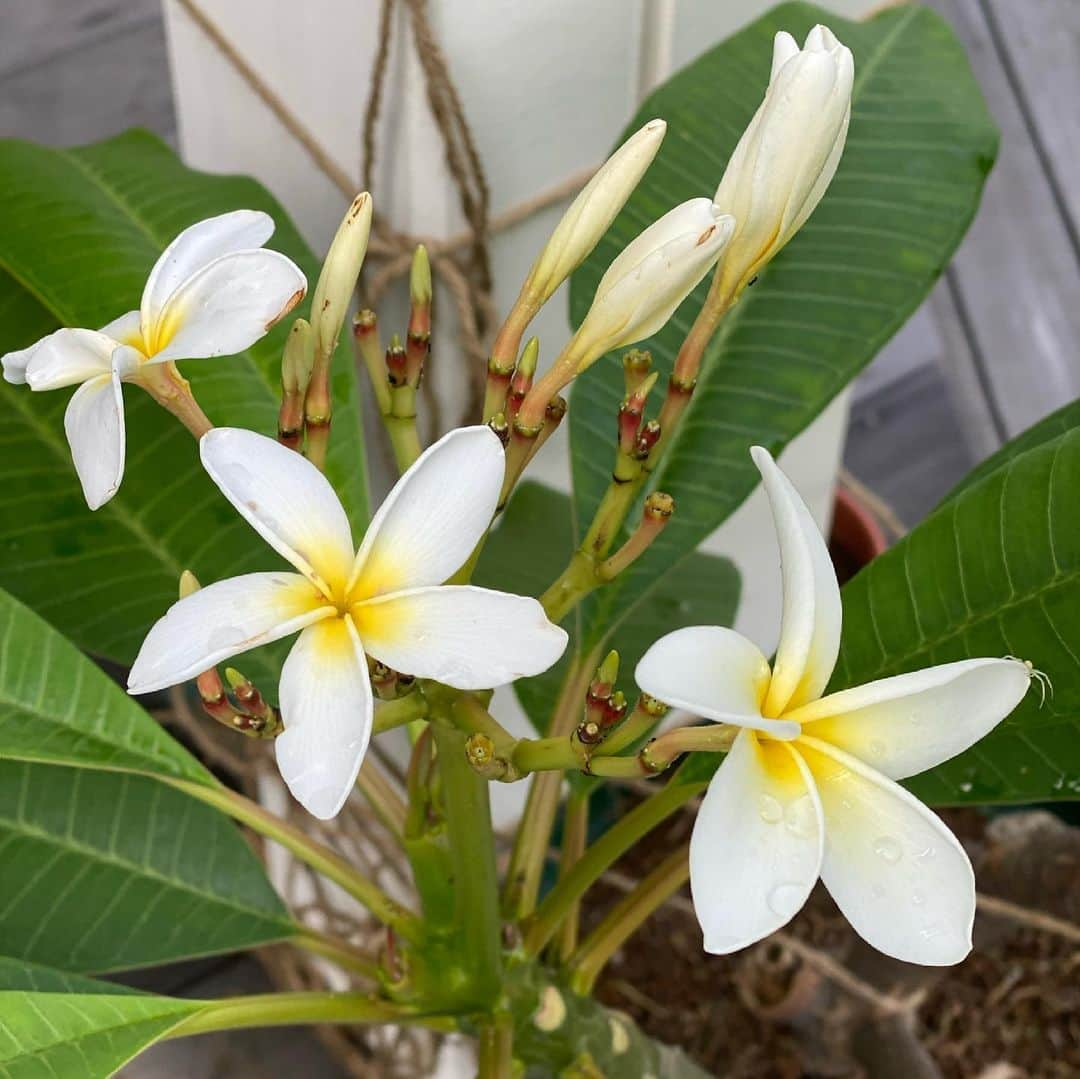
<box><xmin>0</xmin><ymin>131</ymin><xmax>368</xmax><ymax>679</ymax></box>
<box><xmin>0</xmin><ymin>990</ymin><xmax>198</xmax><ymax>1079</ymax></box>
<box><xmin>0</xmin><ymin>958</ymin><xmax>137</xmax><ymax>995</ymax></box>
<box><xmin>475</xmin><ymin>482</ymin><xmax>740</xmax><ymax>734</ymax></box>
<box><xmin>568</xmin><ymin>1</ymin><xmax>997</xmax><ymax>648</ymax></box>
<box><xmin>833</xmin><ymin>422</ymin><xmax>1080</xmax><ymax>804</ymax></box>
<box><xmin>0</xmin><ymin>585</ymin><xmax>212</xmax><ymax>785</ymax></box>
<box><xmin>0</xmin><ymin>761</ymin><xmax>292</xmax><ymax>972</ymax></box>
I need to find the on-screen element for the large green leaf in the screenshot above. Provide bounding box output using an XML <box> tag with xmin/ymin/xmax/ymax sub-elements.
<box><xmin>0</xmin><ymin>958</ymin><xmax>138</xmax><ymax>995</ymax></box>
<box><xmin>475</xmin><ymin>482</ymin><xmax>740</xmax><ymax>734</ymax></box>
<box><xmin>0</xmin><ymin>761</ymin><xmax>292</xmax><ymax>972</ymax></box>
<box><xmin>567</xmin><ymin>2</ymin><xmax>996</xmax><ymax>649</ymax></box>
<box><xmin>831</xmin><ymin>425</ymin><xmax>1080</xmax><ymax>805</ymax></box>
<box><xmin>0</xmin><ymin>585</ymin><xmax>211</xmax><ymax>785</ymax></box>
<box><xmin>0</xmin><ymin>990</ymin><xmax>198</xmax><ymax>1079</ymax></box>
<box><xmin>0</xmin><ymin>131</ymin><xmax>368</xmax><ymax>677</ymax></box>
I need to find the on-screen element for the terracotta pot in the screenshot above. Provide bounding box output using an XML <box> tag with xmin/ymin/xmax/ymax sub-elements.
<box><xmin>829</xmin><ymin>486</ymin><xmax>888</xmax><ymax>584</ymax></box>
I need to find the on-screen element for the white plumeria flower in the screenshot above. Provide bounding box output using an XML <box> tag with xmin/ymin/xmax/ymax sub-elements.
<box><xmin>570</xmin><ymin>198</ymin><xmax>735</xmax><ymax>368</ymax></box>
<box><xmin>636</xmin><ymin>447</ymin><xmax>1032</xmax><ymax>966</ymax></box>
<box><xmin>127</xmin><ymin>425</ymin><xmax>568</xmax><ymax>820</ymax></box>
<box><xmin>713</xmin><ymin>24</ymin><xmax>854</xmax><ymax>295</ymax></box>
<box><xmin>1</xmin><ymin>210</ymin><xmax>306</xmax><ymax>510</ymax></box>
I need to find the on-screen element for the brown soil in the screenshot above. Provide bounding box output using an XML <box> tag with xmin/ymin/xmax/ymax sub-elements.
<box><xmin>584</xmin><ymin>798</ymin><xmax>1080</xmax><ymax>1078</ymax></box>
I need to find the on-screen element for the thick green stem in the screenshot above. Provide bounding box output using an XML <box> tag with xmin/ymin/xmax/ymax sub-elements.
<box><xmin>567</xmin><ymin>842</ymin><xmax>690</xmax><ymax>995</ymax></box>
<box><xmin>431</xmin><ymin>721</ymin><xmax>502</xmax><ymax>1006</ymax></box>
<box><xmin>522</xmin><ymin>776</ymin><xmax>705</xmax><ymax>956</ymax></box>
<box><xmin>163</xmin><ymin>778</ymin><xmax>420</xmax><ymax>940</ymax></box>
<box><xmin>168</xmin><ymin>992</ymin><xmax>455</xmax><ymax>1039</ymax></box>
<box><xmin>373</xmin><ymin>691</ymin><xmax>429</xmax><ymax>733</ymax></box>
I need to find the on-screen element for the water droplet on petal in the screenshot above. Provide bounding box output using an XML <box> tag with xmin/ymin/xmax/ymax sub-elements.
<box><xmin>783</xmin><ymin>795</ymin><xmax>817</xmax><ymax>839</ymax></box>
<box><xmin>916</xmin><ymin>845</ymin><xmax>936</xmax><ymax>862</ymax></box>
<box><xmin>757</xmin><ymin>794</ymin><xmax>783</xmax><ymax>824</ymax></box>
<box><xmin>868</xmin><ymin>739</ymin><xmax>886</xmax><ymax>759</ymax></box>
<box><xmin>912</xmin><ymin>890</ymin><xmax>925</xmax><ymax>906</ymax></box>
<box><xmin>873</xmin><ymin>836</ymin><xmax>902</xmax><ymax>863</ymax></box>
<box><xmin>766</xmin><ymin>882</ymin><xmax>806</xmax><ymax>919</ymax></box>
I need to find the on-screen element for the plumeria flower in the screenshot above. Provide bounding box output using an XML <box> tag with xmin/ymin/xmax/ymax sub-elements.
<box><xmin>128</xmin><ymin>425</ymin><xmax>568</xmax><ymax>819</ymax></box>
<box><xmin>636</xmin><ymin>447</ymin><xmax>1031</xmax><ymax>965</ymax></box>
<box><xmin>1</xmin><ymin>210</ymin><xmax>306</xmax><ymax>510</ymax></box>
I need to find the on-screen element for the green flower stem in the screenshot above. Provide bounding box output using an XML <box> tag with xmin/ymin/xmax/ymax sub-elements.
<box><xmin>477</xmin><ymin>1010</ymin><xmax>515</xmax><ymax>1078</ymax></box>
<box><xmin>355</xmin><ymin>759</ymin><xmax>408</xmax><ymax>838</ymax></box>
<box><xmin>385</xmin><ymin>384</ymin><xmax>423</xmax><ymax>472</ymax></box>
<box><xmin>567</xmin><ymin>842</ymin><xmax>691</xmax><ymax>995</ymax></box>
<box><xmin>163</xmin><ymin>778</ymin><xmax>421</xmax><ymax>941</ymax></box>
<box><xmin>555</xmin><ymin>792</ymin><xmax>589</xmax><ymax>961</ymax></box>
<box><xmin>430</xmin><ymin>720</ymin><xmax>503</xmax><ymax>1006</ymax></box>
<box><xmin>168</xmin><ymin>992</ymin><xmax>456</xmax><ymax>1039</ymax></box>
<box><xmin>373</xmin><ymin>691</ymin><xmax>430</xmax><ymax>733</ymax></box>
<box><xmin>522</xmin><ymin>775</ymin><xmax>706</xmax><ymax>957</ymax></box>
<box><xmin>503</xmin><ymin>650</ymin><xmax>598</xmax><ymax>919</ymax></box>
<box><xmin>450</xmin><ymin>692</ymin><xmax>517</xmax><ymax>756</ymax></box>
<box><xmin>291</xmin><ymin>925</ymin><xmax>382</xmax><ymax>981</ymax></box>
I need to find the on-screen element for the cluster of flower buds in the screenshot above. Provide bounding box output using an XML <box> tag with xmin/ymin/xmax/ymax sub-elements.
<box><xmin>179</xmin><ymin>572</ymin><xmax>282</xmax><ymax>738</ymax></box>
<box><xmin>571</xmin><ymin>651</ymin><xmax>669</xmax><ymax>767</ymax></box>
<box><xmin>352</xmin><ymin>246</ymin><xmax>433</xmax><ymax>471</ymax></box>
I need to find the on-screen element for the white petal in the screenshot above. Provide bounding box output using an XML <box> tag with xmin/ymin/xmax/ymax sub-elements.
<box><xmin>63</xmin><ymin>369</ymin><xmax>125</xmax><ymax>510</ymax></box>
<box><xmin>752</xmin><ymin>445</ymin><xmax>841</xmax><ymax>717</ymax></box>
<box><xmin>690</xmin><ymin>730</ymin><xmax>823</xmax><ymax>954</ymax></box>
<box><xmin>770</xmin><ymin>30</ymin><xmax>800</xmax><ymax>81</ymax></box>
<box><xmin>635</xmin><ymin>625</ymin><xmax>799</xmax><ymax>740</ymax></box>
<box><xmin>352</xmin><ymin>585</ymin><xmax>567</xmax><ymax>689</ymax></box>
<box><xmin>98</xmin><ymin>309</ymin><xmax>144</xmax><ymax>350</ymax></box>
<box><xmin>24</xmin><ymin>329</ymin><xmax>115</xmax><ymax>390</ymax></box>
<box><xmin>148</xmin><ymin>250</ymin><xmax>306</xmax><ymax>363</ymax></box>
<box><xmin>200</xmin><ymin>428</ymin><xmax>355</xmax><ymax>597</ymax></box>
<box><xmin>276</xmin><ymin>615</ymin><xmax>373</xmax><ymax>820</ymax></box>
<box><xmin>140</xmin><ymin>210</ymin><xmax>275</xmax><ymax>344</ymax></box>
<box><xmin>787</xmin><ymin>659</ymin><xmax>1032</xmax><ymax>780</ymax></box>
<box><xmin>2</xmin><ymin>342</ymin><xmax>40</xmax><ymax>385</ymax></box>
<box><xmin>127</xmin><ymin>571</ymin><xmax>332</xmax><ymax>695</ymax></box>
<box><xmin>798</xmin><ymin>736</ymin><xmax>975</xmax><ymax>966</ymax></box>
<box><xmin>350</xmin><ymin>426</ymin><xmax>504</xmax><ymax>598</ymax></box>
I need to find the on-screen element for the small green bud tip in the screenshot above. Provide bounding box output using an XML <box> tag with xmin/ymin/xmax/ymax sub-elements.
<box><xmin>390</xmin><ymin>333</ymin><xmax>403</xmax><ymax>350</ymax></box>
<box><xmin>517</xmin><ymin>336</ymin><xmax>540</xmax><ymax>377</ymax></box>
<box><xmin>224</xmin><ymin>667</ymin><xmax>247</xmax><ymax>690</ymax></box>
<box><xmin>282</xmin><ymin>318</ymin><xmax>314</xmax><ymax>392</ymax></box>
<box><xmin>409</xmin><ymin>245</ymin><xmax>432</xmax><ymax>304</ymax></box>
<box><xmin>597</xmin><ymin>650</ymin><xmax>620</xmax><ymax>685</ymax></box>
<box><xmin>637</xmin><ymin>369</ymin><xmax>660</xmax><ymax>400</ymax></box>
<box><xmin>178</xmin><ymin>570</ymin><xmax>200</xmax><ymax>599</ymax></box>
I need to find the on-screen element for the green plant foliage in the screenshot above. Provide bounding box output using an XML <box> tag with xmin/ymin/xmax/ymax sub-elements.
<box><xmin>0</xmin><ymin>131</ymin><xmax>368</xmax><ymax>678</ymax></box>
<box><xmin>567</xmin><ymin>1</ymin><xmax>998</xmax><ymax>656</ymax></box>
<box><xmin>0</xmin><ymin>586</ymin><xmax>211</xmax><ymax>785</ymax></box>
<box><xmin>0</xmin><ymin>761</ymin><xmax>292</xmax><ymax>972</ymax></box>
<box><xmin>0</xmin><ymin>957</ymin><xmax>138</xmax><ymax>994</ymax></box>
<box><xmin>0</xmin><ymin>989</ymin><xmax>198</xmax><ymax>1079</ymax></box>
<box><xmin>475</xmin><ymin>482</ymin><xmax>739</xmax><ymax>735</ymax></box>
<box><xmin>833</xmin><ymin>425</ymin><xmax>1080</xmax><ymax>804</ymax></box>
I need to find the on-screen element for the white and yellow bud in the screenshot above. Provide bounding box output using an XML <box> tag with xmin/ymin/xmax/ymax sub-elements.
<box><xmin>713</xmin><ymin>24</ymin><xmax>853</xmax><ymax>295</ymax></box>
<box><xmin>312</xmin><ymin>192</ymin><xmax>373</xmax><ymax>363</ymax></box>
<box><xmin>524</xmin><ymin>119</ymin><xmax>667</xmax><ymax>307</ymax></box>
<box><xmin>570</xmin><ymin>198</ymin><xmax>735</xmax><ymax>367</ymax></box>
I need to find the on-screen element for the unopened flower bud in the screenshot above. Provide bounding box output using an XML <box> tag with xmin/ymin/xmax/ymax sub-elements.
<box><xmin>618</xmin><ymin>370</ymin><xmax>659</xmax><ymax>455</ymax></box>
<box><xmin>409</xmin><ymin>244</ymin><xmax>432</xmax><ymax>310</ymax></box>
<box><xmin>385</xmin><ymin>335</ymin><xmax>407</xmax><ymax>388</ymax></box>
<box><xmin>571</xmin><ymin>199</ymin><xmax>734</xmax><ymax>369</ymax></box>
<box><xmin>634</xmin><ymin>419</ymin><xmax>662</xmax><ymax>459</ymax></box>
<box><xmin>524</xmin><ymin>119</ymin><xmax>667</xmax><ymax>308</ymax></box>
<box><xmin>488</xmin><ymin>411</ymin><xmax>510</xmax><ymax>447</ymax></box>
<box><xmin>507</xmin><ymin>337</ymin><xmax>539</xmax><ymax>419</ymax></box>
<box><xmin>311</xmin><ymin>192</ymin><xmax>372</xmax><ymax>364</ymax></box>
<box><xmin>622</xmin><ymin>349</ymin><xmax>653</xmax><ymax>396</ymax></box>
<box><xmin>281</xmin><ymin>318</ymin><xmax>314</xmax><ymax>396</ymax></box>
<box><xmin>178</xmin><ymin>569</ymin><xmax>201</xmax><ymax>599</ymax></box>
<box><xmin>713</xmin><ymin>25</ymin><xmax>853</xmax><ymax>295</ymax></box>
